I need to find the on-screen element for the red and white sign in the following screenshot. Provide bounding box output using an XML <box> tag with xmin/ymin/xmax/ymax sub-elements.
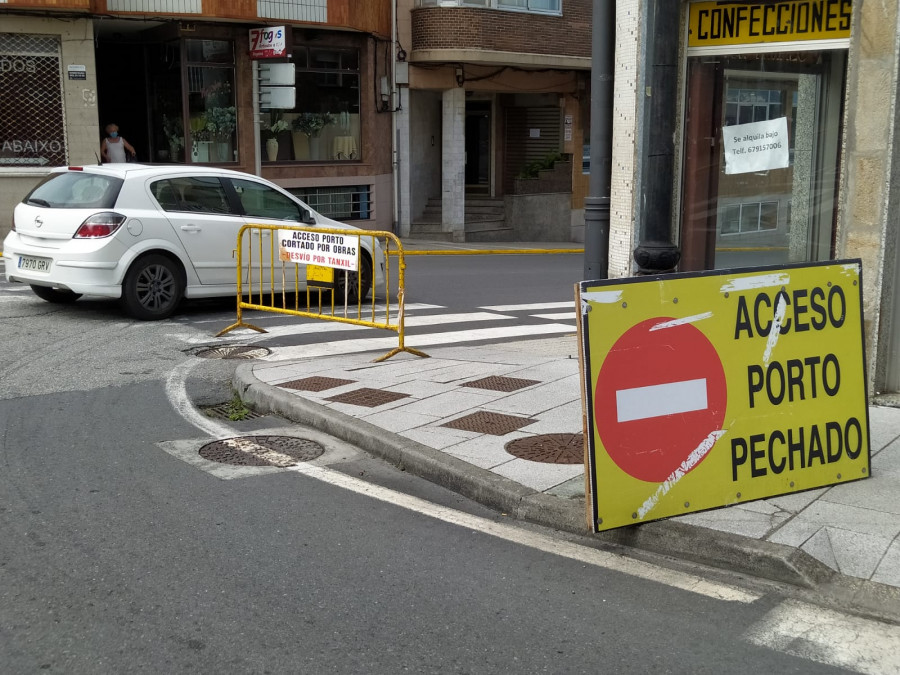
<box><xmin>249</xmin><ymin>27</ymin><xmax>287</xmax><ymax>59</ymax></box>
<box><xmin>594</xmin><ymin>317</ymin><xmax>727</xmax><ymax>483</ymax></box>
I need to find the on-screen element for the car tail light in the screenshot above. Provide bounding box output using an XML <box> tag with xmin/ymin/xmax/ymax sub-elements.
<box><xmin>74</xmin><ymin>212</ymin><xmax>126</xmax><ymax>238</ymax></box>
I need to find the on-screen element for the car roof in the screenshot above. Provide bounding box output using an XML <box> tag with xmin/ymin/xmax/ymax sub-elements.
<box><xmin>55</xmin><ymin>164</ymin><xmax>259</xmax><ymax>180</ymax></box>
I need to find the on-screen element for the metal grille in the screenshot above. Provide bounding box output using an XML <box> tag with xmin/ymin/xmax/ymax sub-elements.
<box><xmin>257</xmin><ymin>0</ymin><xmax>327</xmax><ymax>22</ymax></box>
<box><xmin>461</xmin><ymin>376</ymin><xmax>540</xmax><ymax>392</ymax></box>
<box><xmin>0</xmin><ymin>34</ymin><xmax>67</xmax><ymax>167</ymax></box>
<box><xmin>325</xmin><ymin>388</ymin><xmax>411</xmax><ymax>408</ymax></box>
<box><xmin>288</xmin><ymin>185</ymin><xmax>371</xmax><ymax>220</ymax></box>
<box><xmin>441</xmin><ymin>411</ymin><xmax>535</xmax><ymax>436</ymax></box>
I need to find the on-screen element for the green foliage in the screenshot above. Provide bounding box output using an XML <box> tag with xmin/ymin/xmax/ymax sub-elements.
<box><xmin>516</xmin><ymin>151</ymin><xmax>566</xmax><ymax>179</ymax></box>
<box><xmin>291</xmin><ymin>112</ymin><xmax>337</xmax><ymax>137</ymax></box>
<box><xmin>205</xmin><ymin>106</ymin><xmax>237</xmax><ymax>140</ymax></box>
<box><xmin>217</xmin><ymin>394</ymin><xmax>253</xmax><ymax>421</ymax></box>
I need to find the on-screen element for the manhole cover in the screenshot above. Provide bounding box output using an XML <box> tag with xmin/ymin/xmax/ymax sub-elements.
<box><xmin>325</xmin><ymin>387</ymin><xmax>411</xmax><ymax>408</ymax></box>
<box><xmin>194</xmin><ymin>345</ymin><xmax>271</xmax><ymax>360</ymax></box>
<box><xmin>461</xmin><ymin>376</ymin><xmax>541</xmax><ymax>392</ymax></box>
<box><xmin>199</xmin><ymin>436</ymin><xmax>324</xmax><ymax>467</ymax></box>
<box><xmin>280</xmin><ymin>376</ymin><xmax>356</xmax><ymax>392</ymax></box>
<box><xmin>505</xmin><ymin>433</ymin><xmax>584</xmax><ymax>464</ymax></box>
<box><xmin>441</xmin><ymin>411</ymin><xmax>535</xmax><ymax>436</ymax></box>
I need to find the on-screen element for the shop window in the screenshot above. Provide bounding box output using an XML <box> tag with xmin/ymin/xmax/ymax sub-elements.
<box><xmin>680</xmin><ymin>51</ymin><xmax>845</xmax><ymax>271</ymax></box>
<box><xmin>287</xmin><ymin>185</ymin><xmax>371</xmax><ymax>220</ymax></box>
<box><xmin>261</xmin><ymin>46</ymin><xmax>360</xmax><ymax>163</ymax></box>
<box><xmin>186</xmin><ymin>40</ymin><xmax>237</xmax><ymax>164</ymax></box>
<box><xmin>0</xmin><ymin>34</ymin><xmax>66</xmax><ymax>168</ymax></box>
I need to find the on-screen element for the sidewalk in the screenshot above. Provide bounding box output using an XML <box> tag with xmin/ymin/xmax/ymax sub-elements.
<box><xmin>233</xmin><ymin>333</ymin><xmax>900</xmax><ymax>606</ymax></box>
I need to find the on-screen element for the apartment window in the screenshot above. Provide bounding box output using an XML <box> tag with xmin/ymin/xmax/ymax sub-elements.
<box><xmin>261</xmin><ymin>45</ymin><xmax>360</xmax><ymax>163</ymax></box>
<box><xmin>288</xmin><ymin>185</ymin><xmax>371</xmax><ymax>220</ymax></box>
<box><xmin>416</xmin><ymin>0</ymin><xmax>561</xmax><ymax>15</ymax></box>
<box><xmin>0</xmin><ymin>34</ymin><xmax>67</xmax><ymax>168</ymax></box>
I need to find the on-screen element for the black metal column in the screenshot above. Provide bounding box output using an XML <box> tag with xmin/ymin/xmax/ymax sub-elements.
<box><xmin>633</xmin><ymin>0</ymin><xmax>681</xmax><ymax>275</ymax></box>
<box><xmin>583</xmin><ymin>0</ymin><xmax>615</xmax><ymax>281</ymax></box>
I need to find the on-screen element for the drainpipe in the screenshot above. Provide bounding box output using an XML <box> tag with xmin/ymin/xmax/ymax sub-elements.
<box><xmin>252</xmin><ymin>59</ymin><xmax>262</xmax><ymax>177</ymax></box>
<box><xmin>632</xmin><ymin>0</ymin><xmax>680</xmax><ymax>274</ymax></box>
<box><xmin>391</xmin><ymin>0</ymin><xmax>400</xmax><ymax>234</ymax></box>
<box><xmin>583</xmin><ymin>0</ymin><xmax>614</xmax><ymax>280</ymax></box>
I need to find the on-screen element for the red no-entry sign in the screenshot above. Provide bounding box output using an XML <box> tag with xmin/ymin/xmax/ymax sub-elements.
<box><xmin>594</xmin><ymin>317</ymin><xmax>728</xmax><ymax>483</ymax></box>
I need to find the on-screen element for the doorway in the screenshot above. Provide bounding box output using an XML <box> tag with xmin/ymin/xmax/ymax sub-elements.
<box><xmin>680</xmin><ymin>51</ymin><xmax>845</xmax><ymax>271</ymax></box>
<box><xmin>465</xmin><ymin>101</ymin><xmax>491</xmax><ymax>195</ymax></box>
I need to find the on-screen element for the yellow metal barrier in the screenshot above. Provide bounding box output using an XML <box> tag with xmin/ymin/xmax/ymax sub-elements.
<box><xmin>217</xmin><ymin>224</ymin><xmax>428</xmax><ymax>362</ymax></box>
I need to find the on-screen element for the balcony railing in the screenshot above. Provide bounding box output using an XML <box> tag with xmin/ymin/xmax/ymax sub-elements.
<box><xmin>415</xmin><ymin>0</ymin><xmax>561</xmax><ymax>17</ymax></box>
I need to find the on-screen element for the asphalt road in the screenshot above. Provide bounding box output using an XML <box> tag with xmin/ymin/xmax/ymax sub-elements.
<box><xmin>1</xmin><ymin>255</ymin><xmax>896</xmax><ymax>673</ymax></box>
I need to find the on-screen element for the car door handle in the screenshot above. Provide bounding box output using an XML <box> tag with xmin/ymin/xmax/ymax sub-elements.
<box><xmin>180</xmin><ymin>225</ymin><xmax>202</xmax><ymax>233</ymax></box>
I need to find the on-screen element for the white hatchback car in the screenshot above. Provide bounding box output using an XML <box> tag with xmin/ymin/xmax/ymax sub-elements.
<box><xmin>3</xmin><ymin>164</ymin><xmax>384</xmax><ymax>320</ymax></box>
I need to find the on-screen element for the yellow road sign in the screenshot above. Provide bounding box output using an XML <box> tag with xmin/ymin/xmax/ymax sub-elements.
<box><xmin>578</xmin><ymin>261</ymin><xmax>869</xmax><ymax>532</ymax></box>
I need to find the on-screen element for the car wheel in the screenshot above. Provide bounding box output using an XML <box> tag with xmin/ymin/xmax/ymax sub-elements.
<box><xmin>333</xmin><ymin>252</ymin><xmax>373</xmax><ymax>305</ymax></box>
<box><xmin>121</xmin><ymin>253</ymin><xmax>184</xmax><ymax>320</ymax></box>
<box><xmin>30</xmin><ymin>285</ymin><xmax>82</xmax><ymax>304</ymax></box>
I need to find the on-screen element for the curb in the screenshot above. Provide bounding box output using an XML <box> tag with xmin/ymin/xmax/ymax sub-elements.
<box><xmin>233</xmin><ymin>362</ymin><xmax>836</xmax><ymax>590</ymax></box>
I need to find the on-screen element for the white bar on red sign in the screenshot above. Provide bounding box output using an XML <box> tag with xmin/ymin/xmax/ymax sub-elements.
<box><xmin>616</xmin><ymin>379</ymin><xmax>708</xmax><ymax>423</ymax></box>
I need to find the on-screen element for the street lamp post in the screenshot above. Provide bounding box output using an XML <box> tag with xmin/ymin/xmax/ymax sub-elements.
<box><xmin>583</xmin><ymin>0</ymin><xmax>615</xmax><ymax>281</ymax></box>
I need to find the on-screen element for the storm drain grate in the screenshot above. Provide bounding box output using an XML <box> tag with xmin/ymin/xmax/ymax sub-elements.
<box><xmin>325</xmin><ymin>388</ymin><xmax>411</xmax><ymax>408</ymax></box>
<box><xmin>195</xmin><ymin>345</ymin><xmax>271</xmax><ymax>360</ymax></box>
<box><xmin>202</xmin><ymin>404</ymin><xmax>265</xmax><ymax>421</ymax></box>
<box><xmin>279</xmin><ymin>376</ymin><xmax>357</xmax><ymax>392</ymax></box>
<box><xmin>505</xmin><ymin>433</ymin><xmax>584</xmax><ymax>464</ymax></box>
<box><xmin>441</xmin><ymin>411</ymin><xmax>535</xmax><ymax>436</ymax></box>
<box><xmin>199</xmin><ymin>436</ymin><xmax>324</xmax><ymax>467</ymax></box>
<box><xmin>461</xmin><ymin>376</ymin><xmax>541</xmax><ymax>393</ymax></box>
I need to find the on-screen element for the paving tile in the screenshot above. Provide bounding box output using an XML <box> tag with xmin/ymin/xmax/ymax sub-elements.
<box><xmin>824</xmin><ymin>527</ymin><xmax>894</xmax><ymax>579</ymax></box>
<box><xmin>545</xmin><ymin>475</ymin><xmax>587</xmax><ymax>499</ymax></box>
<box><xmin>872</xmin><ymin>439</ymin><xmax>900</xmax><ymax>478</ymax></box>
<box><xmin>868</xmin><ymin>405</ymin><xmax>900</xmax><ymax>453</ymax></box>
<box><xmin>821</xmin><ymin>473</ymin><xmax>900</xmax><ymax>515</ymax></box>
<box><xmin>491</xmin><ymin>458</ymin><xmax>584</xmax><ymax>492</ymax></box>
<box><xmin>768</xmin><ymin>517</ymin><xmax>825</xmax><ymax>548</ymax></box>
<box><xmin>482</xmin><ymin>378</ymin><xmax>580</xmax><ymax>417</ymax></box>
<box><xmin>359</xmin><ymin>409</ymin><xmax>442</xmax><ymax>433</ymax></box>
<box><xmin>400</xmin><ymin>390</ymin><xmax>501</xmax><ymax>417</ymax></box>
<box><xmin>524</xmin><ymin>401</ymin><xmax>586</xmax><ymax>434</ymax></box>
<box><xmin>767</xmin><ymin>500</ymin><xmax>900</xmax><ymax>540</ymax></box>
<box><xmin>799</xmin><ymin>527</ymin><xmax>838</xmax><ymax>571</ymax></box>
<box><xmin>675</xmin><ymin>505</ymin><xmax>789</xmax><ymax>539</ymax></box>
<box><xmin>505</xmin><ymin>359</ymin><xmax>581</xmax><ymax>383</ymax></box>
<box><xmin>417</xmin><ymin>362</ymin><xmax>519</xmax><ymax>384</ymax></box>
<box><xmin>765</xmin><ymin>488</ymin><xmax>830</xmax><ymax>514</ymax></box>
<box><xmin>441</xmin><ymin>437</ymin><xmax>518</xmax><ymax>470</ymax></box>
<box><xmin>872</xmin><ymin>539</ymin><xmax>900</xmax><ymax>586</ymax></box>
<box><xmin>399</xmin><ymin>426</ymin><xmax>479</xmax><ymax>450</ymax></box>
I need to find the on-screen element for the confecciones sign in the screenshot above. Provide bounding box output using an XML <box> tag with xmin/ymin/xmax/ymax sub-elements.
<box><xmin>689</xmin><ymin>0</ymin><xmax>852</xmax><ymax>48</ymax></box>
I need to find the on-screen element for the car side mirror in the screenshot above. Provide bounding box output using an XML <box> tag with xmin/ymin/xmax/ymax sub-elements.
<box><xmin>301</xmin><ymin>209</ymin><xmax>315</xmax><ymax>225</ymax></box>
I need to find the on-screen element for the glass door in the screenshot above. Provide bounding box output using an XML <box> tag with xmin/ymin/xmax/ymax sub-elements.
<box><xmin>680</xmin><ymin>51</ymin><xmax>845</xmax><ymax>271</ymax></box>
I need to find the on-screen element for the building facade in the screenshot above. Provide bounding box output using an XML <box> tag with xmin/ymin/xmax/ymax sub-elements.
<box><xmin>396</xmin><ymin>0</ymin><xmax>593</xmax><ymax>242</ymax></box>
<box><xmin>611</xmin><ymin>0</ymin><xmax>900</xmax><ymax>397</ymax></box>
<box><xmin>0</xmin><ymin>0</ymin><xmax>395</xmax><ymax>242</ymax></box>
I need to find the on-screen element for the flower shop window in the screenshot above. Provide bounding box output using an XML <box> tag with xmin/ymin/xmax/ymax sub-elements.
<box><xmin>261</xmin><ymin>46</ymin><xmax>360</xmax><ymax>163</ymax></box>
<box><xmin>185</xmin><ymin>39</ymin><xmax>237</xmax><ymax>164</ymax></box>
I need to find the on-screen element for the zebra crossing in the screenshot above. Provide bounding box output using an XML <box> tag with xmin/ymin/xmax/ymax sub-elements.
<box><xmin>177</xmin><ymin>299</ymin><xmax>579</xmax><ymax>360</ymax></box>
<box><xmin>0</xmin><ymin>260</ymin><xmax>578</xmax><ymax>357</ymax></box>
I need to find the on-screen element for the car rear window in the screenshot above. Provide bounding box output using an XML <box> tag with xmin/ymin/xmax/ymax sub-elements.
<box><xmin>24</xmin><ymin>172</ymin><xmax>123</xmax><ymax>209</ymax></box>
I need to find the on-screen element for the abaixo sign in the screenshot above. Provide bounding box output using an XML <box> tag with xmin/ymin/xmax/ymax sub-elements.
<box><xmin>577</xmin><ymin>261</ymin><xmax>870</xmax><ymax>532</ymax></box>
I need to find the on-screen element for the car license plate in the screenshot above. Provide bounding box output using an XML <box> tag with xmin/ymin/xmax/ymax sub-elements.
<box><xmin>18</xmin><ymin>255</ymin><xmax>51</xmax><ymax>272</ymax></box>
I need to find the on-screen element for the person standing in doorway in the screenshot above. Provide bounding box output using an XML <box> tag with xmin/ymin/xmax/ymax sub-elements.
<box><xmin>101</xmin><ymin>123</ymin><xmax>136</xmax><ymax>163</ymax></box>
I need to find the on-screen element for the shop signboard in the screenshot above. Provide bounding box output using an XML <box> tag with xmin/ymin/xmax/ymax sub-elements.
<box><xmin>578</xmin><ymin>261</ymin><xmax>869</xmax><ymax>532</ymax></box>
<box><xmin>688</xmin><ymin>0</ymin><xmax>852</xmax><ymax>49</ymax></box>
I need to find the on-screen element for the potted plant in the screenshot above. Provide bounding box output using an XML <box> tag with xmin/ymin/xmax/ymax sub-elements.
<box><xmin>262</xmin><ymin>115</ymin><xmax>290</xmax><ymax>162</ymax></box>
<box><xmin>205</xmin><ymin>106</ymin><xmax>236</xmax><ymax>161</ymax></box>
<box><xmin>291</xmin><ymin>112</ymin><xmax>336</xmax><ymax>159</ymax></box>
<box><xmin>162</xmin><ymin>114</ymin><xmax>184</xmax><ymax>162</ymax></box>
